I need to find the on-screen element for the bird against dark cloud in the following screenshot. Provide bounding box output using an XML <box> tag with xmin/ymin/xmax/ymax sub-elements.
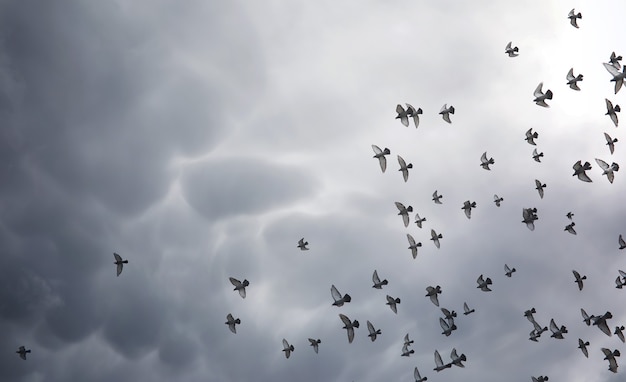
<box><xmin>605</xmin><ymin>98</ymin><xmax>620</xmax><ymax>126</ymax></box>
<box><xmin>308</xmin><ymin>338</ymin><xmax>321</xmax><ymax>354</ymax></box>
<box><xmin>339</xmin><ymin>314</ymin><xmax>359</xmax><ymax>343</ymax></box>
<box><xmin>573</xmin><ymin>160</ymin><xmax>593</xmax><ymax>182</ymax></box>
<box><xmin>525</xmin><ymin>128</ymin><xmax>539</xmax><ymax>145</ymax></box>
<box><xmin>566</xmin><ymin>68</ymin><xmax>583</xmax><ymax>90</ymax></box>
<box><xmin>282</xmin><ymin>339</ymin><xmax>294</xmax><ymax>359</ymax></box>
<box><xmin>505</xmin><ymin>41</ymin><xmax>519</xmax><ymax>57</ymax></box>
<box><xmin>229</xmin><ymin>277</ymin><xmax>249</xmax><ymax>299</ymax></box>
<box><xmin>297</xmin><ymin>238</ymin><xmax>309</xmax><ymax>250</ymax></box>
<box><xmin>533</xmin><ymin>82</ymin><xmax>553</xmax><ymax>107</ymax></box>
<box><xmin>439</xmin><ymin>104</ymin><xmax>455</xmax><ymax>123</ymax></box>
<box><xmin>16</xmin><ymin>346</ymin><xmax>31</xmax><ymax>360</ymax></box>
<box><xmin>372</xmin><ymin>145</ymin><xmax>391</xmax><ymax>173</ymax></box>
<box><xmin>113</xmin><ymin>252</ymin><xmax>128</xmax><ymax>277</ymax></box>
<box><xmin>604</xmin><ymin>132</ymin><xmax>618</xmax><ymax>154</ymax></box>
<box><xmin>225</xmin><ymin>313</ymin><xmax>240</xmax><ymax>334</ymax></box>
<box><xmin>331</xmin><ymin>284</ymin><xmax>352</xmax><ymax>307</ymax></box>
<box><xmin>480</xmin><ymin>152</ymin><xmax>494</xmax><ymax>170</ymax></box>
<box><xmin>568</xmin><ymin>8</ymin><xmax>582</xmax><ymax>28</ymax></box>
<box><xmin>372</xmin><ymin>270</ymin><xmax>388</xmax><ymax>289</ymax></box>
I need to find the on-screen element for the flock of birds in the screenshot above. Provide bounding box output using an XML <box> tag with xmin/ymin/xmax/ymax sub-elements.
<box><xmin>12</xmin><ymin>6</ymin><xmax>625</xmax><ymax>382</ymax></box>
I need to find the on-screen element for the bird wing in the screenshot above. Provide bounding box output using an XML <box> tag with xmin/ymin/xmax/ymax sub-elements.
<box><xmin>372</xmin><ymin>270</ymin><xmax>380</xmax><ymax>284</ymax></box>
<box><xmin>116</xmin><ymin>263</ymin><xmax>123</xmax><ymax>276</ymax></box>
<box><xmin>604</xmin><ymin>63</ymin><xmax>621</xmax><ymax>78</ymax></box>
<box><xmin>366</xmin><ymin>320</ymin><xmax>375</xmax><ymax>334</ymax></box>
<box><xmin>331</xmin><ymin>285</ymin><xmax>342</xmax><ymax>302</ymax></box>
<box><xmin>442</xmin><ymin>112</ymin><xmax>451</xmax><ymax>123</ymax></box>
<box><xmin>567</xmin><ymin>68</ymin><xmax>575</xmax><ymax>81</ymax></box>
<box><xmin>533</xmin><ymin>82</ymin><xmax>544</xmax><ymax>97</ymax></box>
<box><xmin>434</xmin><ymin>350</ymin><xmax>444</xmax><ymax>367</ymax></box>
<box><xmin>229</xmin><ymin>277</ymin><xmax>242</xmax><ymax>287</ymax></box>
<box><xmin>113</xmin><ymin>252</ymin><xmax>122</xmax><ymax>262</ymax></box>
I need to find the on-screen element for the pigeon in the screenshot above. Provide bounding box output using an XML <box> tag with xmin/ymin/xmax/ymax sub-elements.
<box><xmin>480</xmin><ymin>152</ymin><xmax>494</xmax><ymax>170</ymax></box>
<box><xmin>620</xmin><ymin>234</ymin><xmax>626</xmax><ymax>250</ymax></box>
<box><xmin>440</xmin><ymin>317</ymin><xmax>456</xmax><ymax>336</ymax></box>
<box><xmin>430</xmin><ymin>229</ymin><xmax>442</xmax><ymax>249</ymax></box>
<box><xmin>404</xmin><ymin>333</ymin><xmax>414</xmax><ymax>347</ymax></box>
<box><xmin>397</xmin><ymin>155</ymin><xmax>413</xmax><ymax>182</ymax></box>
<box><xmin>593</xmin><ymin>312</ymin><xmax>614</xmax><ymax>337</ymax></box>
<box><xmin>439</xmin><ymin>104</ymin><xmax>455</xmax><ymax>123</ymax></box>
<box><xmin>607</xmin><ymin>326</ymin><xmax>622</xmax><ymax>345</ymax></box>
<box><xmin>401</xmin><ymin>343</ymin><xmax>415</xmax><ymax>357</ymax></box>
<box><xmin>595</xmin><ymin>158</ymin><xmax>619</xmax><ymax>183</ymax></box>
<box><xmin>396</xmin><ymin>104</ymin><xmax>411</xmax><ymax>127</ymax></box>
<box><xmin>603</xmin><ymin>63</ymin><xmax>626</xmax><ymax>94</ymax></box>
<box><xmin>297</xmin><ymin>238</ymin><xmax>309</xmax><ymax>250</ymax></box>
<box><xmin>615</xmin><ymin>275</ymin><xmax>626</xmax><ymax>289</ymax></box>
<box><xmin>524</xmin><ymin>308</ymin><xmax>537</xmax><ymax>323</ymax></box>
<box><xmin>433</xmin><ymin>350</ymin><xmax>452</xmax><ymax>372</ymax></box>
<box><xmin>605</xmin><ymin>98</ymin><xmax>620</xmax><ymax>127</ymax></box>
<box><xmin>504</xmin><ymin>264</ymin><xmax>516</xmax><ymax>277</ymax></box>
<box><xmin>494</xmin><ymin>194</ymin><xmax>503</xmax><ymax>207</ymax></box>
<box><xmin>532</xmin><ymin>148</ymin><xmax>544</xmax><ymax>162</ymax></box>
<box><xmin>16</xmin><ymin>346</ymin><xmax>30</xmax><ymax>360</ymax></box>
<box><xmin>113</xmin><ymin>253</ymin><xmax>128</xmax><ymax>277</ymax></box>
<box><xmin>525</xmin><ymin>128</ymin><xmax>539</xmax><ymax>145</ymax></box>
<box><xmin>566</xmin><ymin>212</ymin><xmax>574</xmax><ymax>220</ymax></box>
<box><xmin>533</xmin><ymin>82</ymin><xmax>553</xmax><ymax>107</ymax></box>
<box><xmin>522</xmin><ymin>207</ymin><xmax>538</xmax><ymax>231</ymax></box>
<box><xmin>405</xmin><ymin>103</ymin><xmax>423</xmax><ymax>128</ymax></box>
<box><xmin>581</xmin><ymin>308</ymin><xmax>594</xmax><ymax>326</ymax></box>
<box><xmin>426</xmin><ymin>285</ymin><xmax>442</xmax><ymax>306</ymax></box>
<box><xmin>532</xmin><ymin>376</ymin><xmax>550</xmax><ymax>382</ymax></box>
<box><xmin>331</xmin><ymin>285</ymin><xmax>352</xmax><ymax>307</ymax></box>
<box><xmin>568</xmin><ymin>8</ymin><xmax>582</xmax><ymax>28</ymax></box>
<box><xmin>372</xmin><ymin>145</ymin><xmax>391</xmax><ymax>173</ymax></box>
<box><xmin>535</xmin><ymin>179</ymin><xmax>546</xmax><ymax>199</ymax></box>
<box><xmin>601</xmin><ymin>348</ymin><xmax>620</xmax><ymax>373</ymax></box>
<box><xmin>578</xmin><ymin>339</ymin><xmax>590</xmax><ymax>358</ymax></box>
<box><xmin>282</xmin><ymin>339</ymin><xmax>294</xmax><ymax>359</ymax></box>
<box><xmin>450</xmin><ymin>348</ymin><xmax>466</xmax><ymax>367</ymax></box>
<box><xmin>572</xmin><ymin>160</ymin><xmax>593</xmax><ymax>182</ymax></box>
<box><xmin>407</xmin><ymin>233</ymin><xmax>422</xmax><ymax>259</ymax></box>
<box><xmin>572</xmin><ymin>270</ymin><xmax>586</xmax><ymax>290</ymax></box>
<box><xmin>605</xmin><ymin>132</ymin><xmax>618</xmax><ymax>154</ymax></box>
<box><xmin>366</xmin><ymin>320</ymin><xmax>381</xmax><ymax>341</ymax></box>
<box><xmin>414</xmin><ymin>213</ymin><xmax>426</xmax><ymax>228</ymax></box>
<box><xmin>414</xmin><ymin>367</ymin><xmax>427</xmax><ymax>382</ymax></box>
<box><xmin>339</xmin><ymin>314</ymin><xmax>359</xmax><ymax>343</ymax></box>
<box><xmin>462</xmin><ymin>200</ymin><xmax>477</xmax><ymax>219</ymax></box>
<box><xmin>549</xmin><ymin>318</ymin><xmax>568</xmax><ymax>339</ymax></box>
<box><xmin>532</xmin><ymin>320</ymin><xmax>549</xmax><ymax>337</ymax></box>
<box><xmin>566</xmin><ymin>68</ymin><xmax>583</xmax><ymax>90</ymax></box>
<box><xmin>386</xmin><ymin>295</ymin><xmax>401</xmax><ymax>314</ymax></box>
<box><xmin>441</xmin><ymin>308</ymin><xmax>457</xmax><ymax>320</ymax></box>
<box><xmin>505</xmin><ymin>41</ymin><xmax>519</xmax><ymax>57</ymax></box>
<box><xmin>463</xmin><ymin>302</ymin><xmax>475</xmax><ymax>315</ymax></box>
<box><xmin>529</xmin><ymin>330</ymin><xmax>540</xmax><ymax>342</ymax></box>
<box><xmin>308</xmin><ymin>338</ymin><xmax>321</xmax><ymax>353</ymax></box>
<box><xmin>395</xmin><ymin>202</ymin><xmax>413</xmax><ymax>227</ymax></box>
<box><xmin>609</xmin><ymin>52</ymin><xmax>623</xmax><ymax>70</ymax></box>
<box><xmin>225</xmin><ymin>313</ymin><xmax>240</xmax><ymax>334</ymax></box>
<box><xmin>432</xmin><ymin>190</ymin><xmax>443</xmax><ymax>204</ymax></box>
<box><xmin>372</xmin><ymin>270</ymin><xmax>388</xmax><ymax>289</ymax></box>
<box><xmin>229</xmin><ymin>277</ymin><xmax>249</xmax><ymax>298</ymax></box>
<box><xmin>477</xmin><ymin>274</ymin><xmax>493</xmax><ymax>291</ymax></box>
<box><xmin>564</xmin><ymin>222</ymin><xmax>577</xmax><ymax>235</ymax></box>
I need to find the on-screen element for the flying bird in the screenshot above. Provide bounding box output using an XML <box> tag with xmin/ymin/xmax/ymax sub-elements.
<box><xmin>401</xmin><ymin>343</ymin><xmax>415</xmax><ymax>357</ymax></box>
<box><xmin>522</xmin><ymin>207</ymin><xmax>538</xmax><ymax>231</ymax></box>
<box><xmin>529</xmin><ymin>330</ymin><xmax>540</xmax><ymax>342</ymax></box>
<box><xmin>404</xmin><ymin>333</ymin><xmax>414</xmax><ymax>346</ymax></box>
<box><xmin>16</xmin><ymin>346</ymin><xmax>30</xmax><ymax>360</ymax></box>
<box><xmin>229</xmin><ymin>277</ymin><xmax>249</xmax><ymax>299</ymax></box>
<box><xmin>450</xmin><ymin>348</ymin><xmax>466</xmax><ymax>367</ymax></box>
<box><xmin>433</xmin><ymin>350</ymin><xmax>452</xmax><ymax>372</ymax></box>
<box><xmin>581</xmin><ymin>308</ymin><xmax>594</xmax><ymax>326</ymax></box>
<box><xmin>366</xmin><ymin>320</ymin><xmax>381</xmax><ymax>341</ymax></box>
<box><xmin>439</xmin><ymin>104</ymin><xmax>455</xmax><ymax>123</ymax></box>
<box><xmin>331</xmin><ymin>285</ymin><xmax>352</xmax><ymax>307</ymax></box>
<box><xmin>386</xmin><ymin>295</ymin><xmax>401</xmax><ymax>314</ymax></box>
<box><xmin>372</xmin><ymin>145</ymin><xmax>391</xmax><ymax>173</ymax></box>
<box><xmin>480</xmin><ymin>152</ymin><xmax>494</xmax><ymax>170</ymax></box>
<box><xmin>566</xmin><ymin>212</ymin><xmax>574</xmax><ymax>220</ymax></box>
<box><xmin>396</xmin><ymin>104</ymin><xmax>411</xmax><ymax>127</ymax></box>
<box><xmin>405</xmin><ymin>103</ymin><xmax>423</xmax><ymax>128</ymax></box>
<box><xmin>593</xmin><ymin>312</ymin><xmax>614</xmax><ymax>337</ymax></box>
<box><xmin>578</xmin><ymin>339</ymin><xmax>590</xmax><ymax>358</ymax></box>
<box><xmin>414</xmin><ymin>213</ymin><xmax>426</xmax><ymax>228</ymax></box>
<box><xmin>524</xmin><ymin>308</ymin><xmax>537</xmax><ymax>323</ymax></box>
<box><xmin>504</xmin><ymin>264</ymin><xmax>516</xmax><ymax>277</ymax></box>
<box><xmin>549</xmin><ymin>318</ymin><xmax>568</xmax><ymax>339</ymax></box>
<box><xmin>573</xmin><ymin>160</ymin><xmax>593</xmax><ymax>182</ymax></box>
<box><xmin>494</xmin><ymin>194</ymin><xmax>503</xmax><ymax>207</ymax></box>
<box><xmin>525</xmin><ymin>128</ymin><xmax>539</xmax><ymax>145</ymax></box>
<box><xmin>566</xmin><ymin>68</ymin><xmax>583</xmax><ymax>90</ymax></box>
<box><xmin>568</xmin><ymin>8</ymin><xmax>582</xmax><ymax>28</ymax></box>
<box><xmin>605</xmin><ymin>98</ymin><xmax>620</xmax><ymax>127</ymax></box>
<box><xmin>339</xmin><ymin>314</ymin><xmax>359</xmax><ymax>343</ymax></box>
<box><xmin>603</xmin><ymin>63</ymin><xmax>626</xmax><ymax>94</ymax></box>
<box><xmin>282</xmin><ymin>339</ymin><xmax>294</xmax><ymax>359</ymax></box>
<box><xmin>432</xmin><ymin>190</ymin><xmax>443</xmax><ymax>204</ymax></box>
<box><xmin>619</xmin><ymin>234</ymin><xmax>626</xmax><ymax>250</ymax></box>
<box><xmin>615</xmin><ymin>326</ymin><xmax>625</xmax><ymax>343</ymax></box>
<box><xmin>407</xmin><ymin>233</ymin><xmax>422</xmax><ymax>259</ymax></box>
<box><xmin>414</xmin><ymin>367</ymin><xmax>427</xmax><ymax>382</ymax></box>
<box><xmin>477</xmin><ymin>274</ymin><xmax>493</xmax><ymax>291</ymax></box>
<box><xmin>601</xmin><ymin>348</ymin><xmax>620</xmax><ymax>373</ymax></box>
<box><xmin>463</xmin><ymin>302</ymin><xmax>475</xmax><ymax>315</ymax></box>
<box><xmin>533</xmin><ymin>82</ymin><xmax>553</xmax><ymax>107</ymax></box>
<box><xmin>532</xmin><ymin>376</ymin><xmax>550</xmax><ymax>382</ymax></box>
<box><xmin>564</xmin><ymin>222</ymin><xmax>577</xmax><ymax>235</ymax></box>
<box><xmin>308</xmin><ymin>338</ymin><xmax>321</xmax><ymax>354</ymax></box>
<box><xmin>395</xmin><ymin>202</ymin><xmax>413</xmax><ymax>227</ymax></box>
<box><xmin>615</xmin><ymin>275</ymin><xmax>626</xmax><ymax>289</ymax></box>
<box><xmin>505</xmin><ymin>41</ymin><xmax>519</xmax><ymax>57</ymax></box>
<box><xmin>441</xmin><ymin>307</ymin><xmax>457</xmax><ymax>319</ymax></box>
<box><xmin>297</xmin><ymin>238</ymin><xmax>309</xmax><ymax>250</ymax></box>
<box><xmin>430</xmin><ymin>229</ymin><xmax>442</xmax><ymax>249</ymax></box>
<box><xmin>397</xmin><ymin>155</ymin><xmax>413</xmax><ymax>182</ymax></box>
<box><xmin>595</xmin><ymin>158</ymin><xmax>619</xmax><ymax>183</ymax></box>
<box><xmin>372</xmin><ymin>270</ymin><xmax>388</xmax><ymax>289</ymax></box>
<box><xmin>572</xmin><ymin>270</ymin><xmax>586</xmax><ymax>290</ymax></box>
<box><xmin>225</xmin><ymin>313</ymin><xmax>240</xmax><ymax>334</ymax></box>
<box><xmin>440</xmin><ymin>317</ymin><xmax>457</xmax><ymax>336</ymax></box>
<box><xmin>113</xmin><ymin>253</ymin><xmax>128</xmax><ymax>277</ymax></box>
<box><xmin>604</xmin><ymin>132</ymin><xmax>618</xmax><ymax>154</ymax></box>
<box><xmin>609</xmin><ymin>51</ymin><xmax>623</xmax><ymax>70</ymax></box>
<box><xmin>461</xmin><ymin>200</ymin><xmax>477</xmax><ymax>219</ymax></box>
<box><xmin>535</xmin><ymin>179</ymin><xmax>546</xmax><ymax>199</ymax></box>
<box><xmin>426</xmin><ymin>285</ymin><xmax>442</xmax><ymax>306</ymax></box>
<box><xmin>532</xmin><ymin>148</ymin><xmax>544</xmax><ymax>162</ymax></box>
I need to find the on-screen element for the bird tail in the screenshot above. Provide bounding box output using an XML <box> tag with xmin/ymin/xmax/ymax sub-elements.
<box><xmin>449</xmin><ymin>106</ymin><xmax>455</xmax><ymax>114</ymax></box>
<box><xmin>353</xmin><ymin>320</ymin><xmax>360</xmax><ymax>328</ymax></box>
<box><xmin>343</xmin><ymin>294</ymin><xmax>352</xmax><ymax>303</ymax></box>
<box><xmin>545</xmin><ymin>90</ymin><xmax>553</xmax><ymax>99</ymax></box>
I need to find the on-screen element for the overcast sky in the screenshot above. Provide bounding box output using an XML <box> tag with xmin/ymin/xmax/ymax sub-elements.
<box><xmin>1</xmin><ymin>0</ymin><xmax>626</xmax><ymax>381</ymax></box>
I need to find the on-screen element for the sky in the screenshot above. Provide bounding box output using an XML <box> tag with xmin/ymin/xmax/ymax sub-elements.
<box><xmin>1</xmin><ymin>0</ymin><xmax>626</xmax><ymax>381</ymax></box>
